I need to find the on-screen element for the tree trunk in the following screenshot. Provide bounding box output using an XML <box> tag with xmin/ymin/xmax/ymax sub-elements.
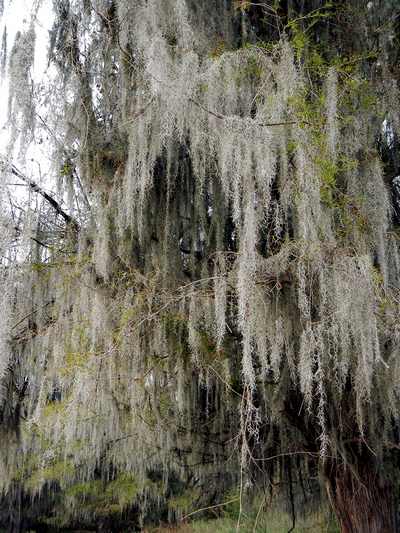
<box><xmin>325</xmin><ymin>459</ymin><xmax>397</xmax><ymax>533</ymax></box>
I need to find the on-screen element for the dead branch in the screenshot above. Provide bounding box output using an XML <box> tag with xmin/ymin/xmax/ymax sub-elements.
<box><xmin>8</xmin><ymin>163</ymin><xmax>79</xmax><ymax>231</ymax></box>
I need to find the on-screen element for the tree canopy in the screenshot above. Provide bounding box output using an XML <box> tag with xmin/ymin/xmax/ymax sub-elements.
<box><xmin>0</xmin><ymin>1</ymin><xmax>400</xmax><ymax>531</ymax></box>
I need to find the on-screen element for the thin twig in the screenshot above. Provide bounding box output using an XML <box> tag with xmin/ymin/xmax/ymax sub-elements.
<box><xmin>255</xmin><ymin>450</ymin><xmax>321</xmax><ymax>462</ymax></box>
<box><xmin>207</xmin><ymin>364</ymin><xmax>242</xmax><ymax>398</ymax></box>
<box><xmin>181</xmin><ymin>497</ymin><xmax>240</xmax><ymax>521</ymax></box>
<box><xmin>189</xmin><ymin>96</ymin><xmax>311</xmax><ymax>127</ymax></box>
<box><xmin>11</xmin><ymin>300</ymin><xmax>54</xmax><ymax>331</ymax></box>
<box><xmin>120</xmin><ymin>97</ymin><xmax>155</xmax><ymax>127</ymax></box>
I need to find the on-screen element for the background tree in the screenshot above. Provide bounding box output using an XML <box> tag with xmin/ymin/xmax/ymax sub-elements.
<box><xmin>0</xmin><ymin>1</ymin><xmax>400</xmax><ymax>531</ymax></box>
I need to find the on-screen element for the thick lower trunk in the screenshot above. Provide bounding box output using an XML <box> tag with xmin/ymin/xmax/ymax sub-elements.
<box><xmin>325</xmin><ymin>460</ymin><xmax>396</xmax><ymax>533</ymax></box>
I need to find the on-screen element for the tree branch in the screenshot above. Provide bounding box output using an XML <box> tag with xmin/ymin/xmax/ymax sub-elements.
<box><xmin>189</xmin><ymin>97</ymin><xmax>312</xmax><ymax>127</ymax></box>
<box><xmin>8</xmin><ymin>163</ymin><xmax>79</xmax><ymax>231</ymax></box>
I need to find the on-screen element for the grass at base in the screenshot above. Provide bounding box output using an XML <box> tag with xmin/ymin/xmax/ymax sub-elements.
<box><xmin>146</xmin><ymin>507</ymin><xmax>339</xmax><ymax>532</ymax></box>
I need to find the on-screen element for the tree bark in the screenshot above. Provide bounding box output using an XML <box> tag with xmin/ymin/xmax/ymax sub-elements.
<box><xmin>325</xmin><ymin>459</ymin><xmax>397</xmax><ymax>533</ymax></box>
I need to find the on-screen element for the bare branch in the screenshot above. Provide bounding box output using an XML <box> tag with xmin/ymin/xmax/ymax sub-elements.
<box><xmin>7</xmin><ymin>163</ymin><xmax>79</xmax><ymax>231</ymax></box>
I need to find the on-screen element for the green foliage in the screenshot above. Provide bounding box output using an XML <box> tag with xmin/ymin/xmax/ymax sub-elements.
<box><xmin>60</xmin><ymin>160</ymin><xmax>73</xmax><ymax>177</ymax></box>
<box><xmin>289</xmin><ymin>22</ymin><xmax>309</xmax><ymax>63</ymax></box>
<box><xmin>285</xmin><ymin>3</ymin><xmax>335</xmax><ymax>62</ymax></box>
<box><xmin>42</xmin><ymin>399</ymin><xmax>67</xmax><ymax>419</ymax></box>
<box><xmin>168</xmin><ymin>488</ymin><xmax>201</xmax><ymax>513</ymax></box>
<box><xmin>66</xmin><ymin>479</ymin><xmax>103</xmax><ymax>498</ymax></box>
<box><xmin>66</xmin><ymin>474</ymin><xmax>139</xmax><ymax>514</ymax></box>
<box><xmin>317</xmin><ymin>158</ymin><xmax>338</xmax><ymax>207</ymax></box>
<box><xmin>287</xmin><ymin>91</ymin><xmax>324</xmax><ymax>128</ymax></box>
<box><xmin>233</xmin><ymin>0</ymin><xmax>252</xmax><ymax>13</ymax></box>
<box><xmin>209</xmin><ymin>38</ymin><xmax>227</xmax><ymax>59</ymax></box>
<box><xmin>342</xmin><ymin>76</ymin><xmax>378</xmax><ymax>113</ymax></box>
<box><xmin>106</xmin><ymin>474</ymin><xmax>139</xmax><ymax>508</ymax></box>
<box><xmin>25</xmin><ymin>460</ymin><xmax>75</xmax><ymax>491</ymax></box>
<box><xmin>235</xmin><ymin>56</ymin><xmax>263</xmax><ymax>84</ymax></box>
